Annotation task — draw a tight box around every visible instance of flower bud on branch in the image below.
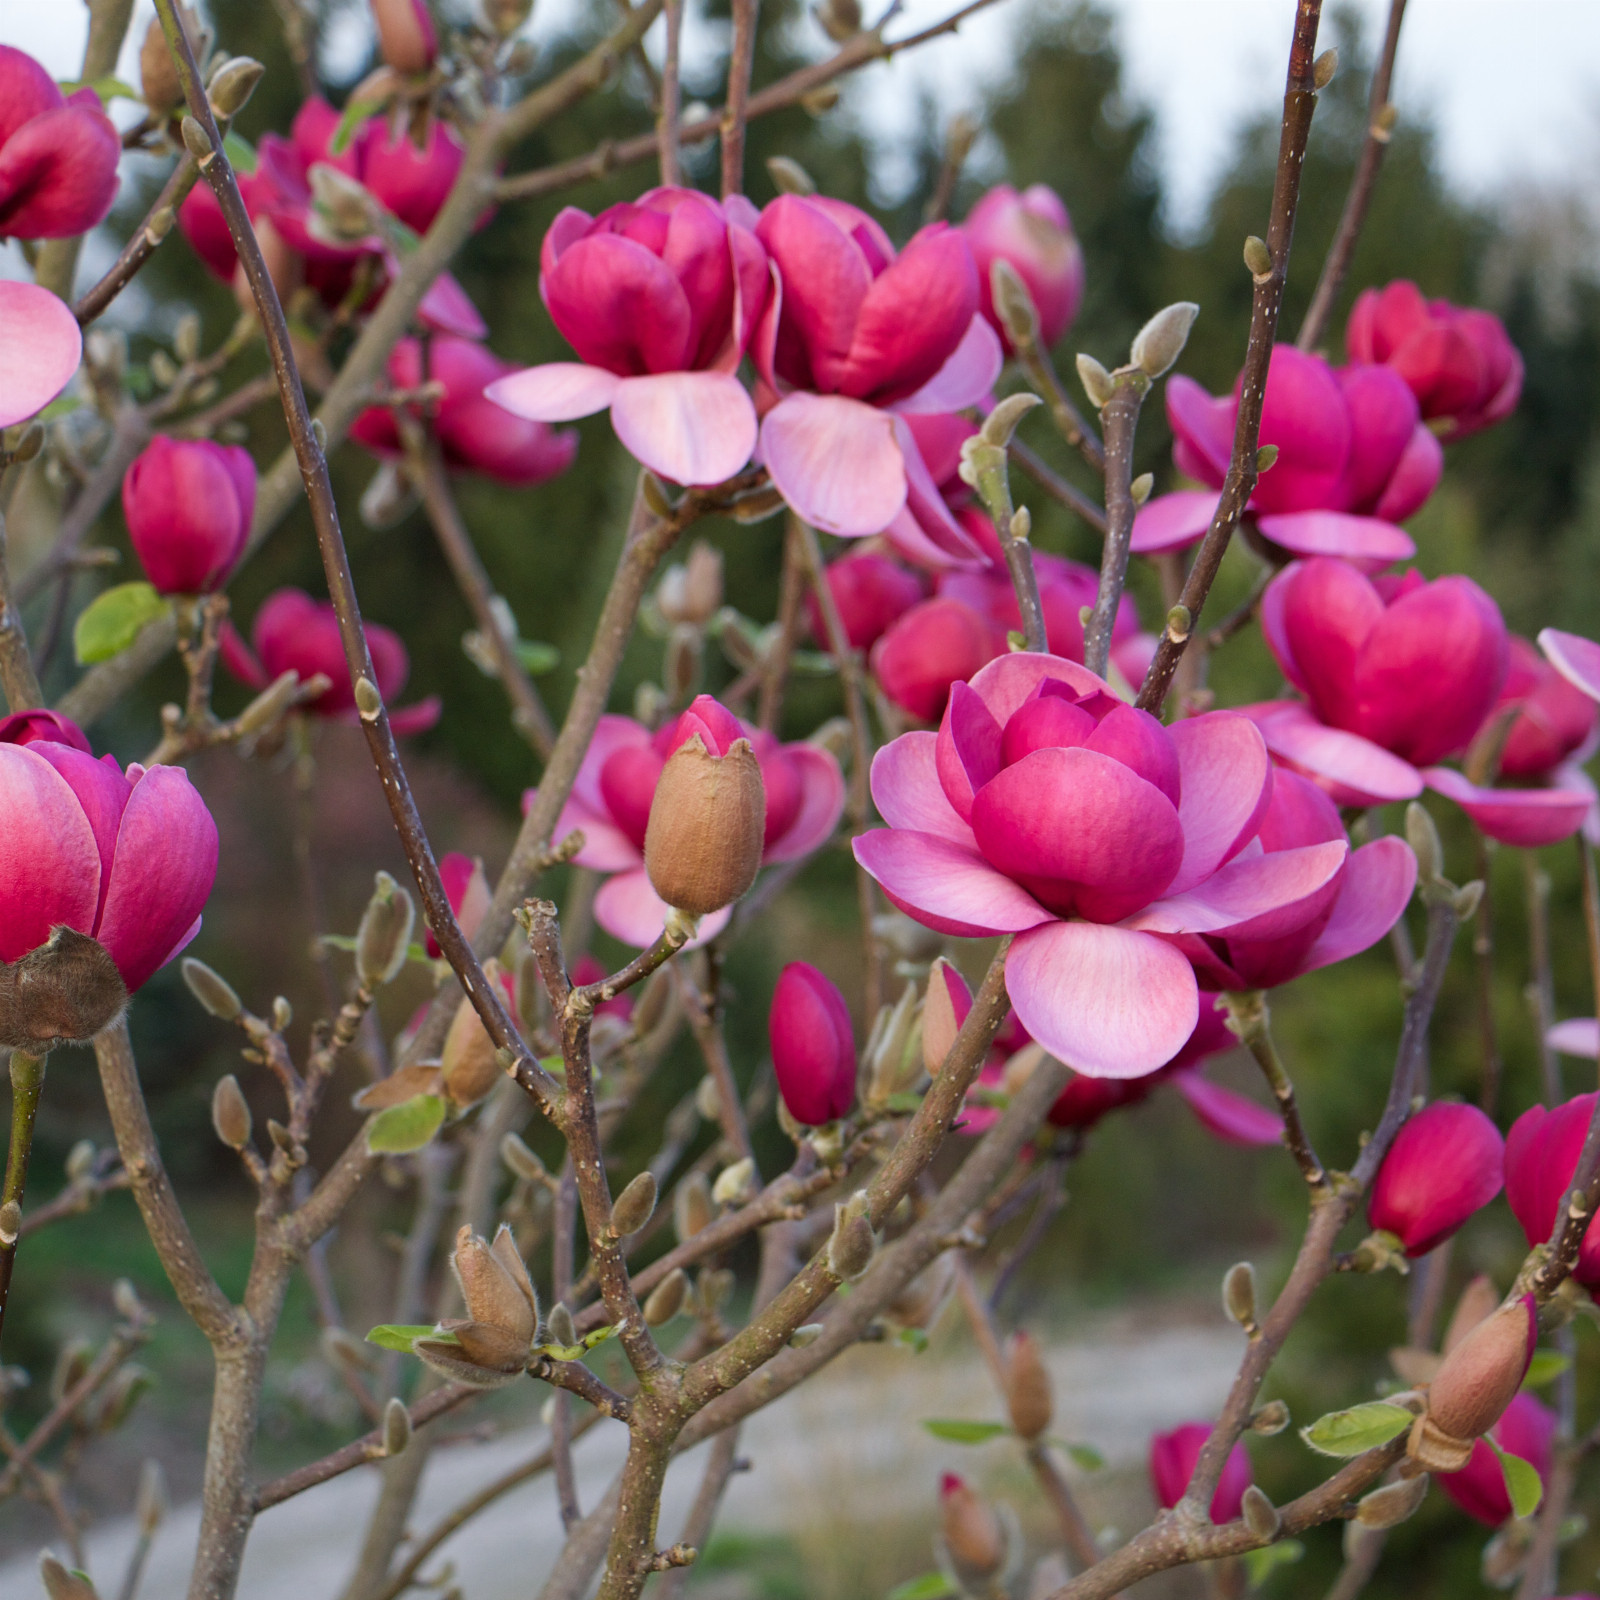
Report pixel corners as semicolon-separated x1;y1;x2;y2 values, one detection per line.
1407;1295;1535;1472
211;1075;252;1151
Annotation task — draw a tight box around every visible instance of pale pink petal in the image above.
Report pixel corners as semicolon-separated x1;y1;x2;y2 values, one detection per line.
759;393;906;537
895;416;988;563
1164;712;1274;896
884;507;975;571
1302;836;1417;972
1110;630;1158;692
1539;628;1600;705
609;371;757;487
570;713;653;815
852;829;1051;935
1171;1072;1283;1146
1548;1018;1600;1058
1253;511;1415;574
1005;922;1199;1079
0;281;81;428
556;797;644;872
894;314;1004;415
418;271;488;339
1423;766;1592;848
1241;701;1423;808
966;650;1107;727
593;867;730;950
0;745;102;962
1129;839;1347;938
485;363;621;423
869;733;976;846
1130;490;1220;555
764;744;846;862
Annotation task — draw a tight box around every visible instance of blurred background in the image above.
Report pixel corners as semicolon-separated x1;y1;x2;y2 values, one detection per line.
3;1;1600;1595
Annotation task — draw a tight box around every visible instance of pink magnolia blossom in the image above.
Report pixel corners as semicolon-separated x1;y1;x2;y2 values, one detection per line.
1368;1102;1505;1256
1245;559;1509;807
220;587;441;734
1132;345;1439;571
807;549;925;652
874;413;993;570
537;695;845;948
1149;1422;1251;1523
752;196;1002;536
962;183;1084;351
1494;636;1599;779
1348;280;1523;439
423;851;490;959
371;0;438;76
1437;1392;1556;1525
871;596;1007;723
854;651;1353;1077
123;437;257;595
1506;1091;1600;1289
351;336;577;486
0;280;82;429
0;710;91;753
769;961;856;1125
486;189;770;487
0;47;120;240
0;739;218;992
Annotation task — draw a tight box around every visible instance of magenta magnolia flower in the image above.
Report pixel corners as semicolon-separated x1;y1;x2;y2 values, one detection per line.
1437;1392;1555;1525
0;710;91;753
486;188;770;488
962;183;1084;351
769;961;857;1125
1506;1091;1600;1290
1149;1422;1251;1523
220;587;441;734
1368;1102;1505;1257
1245;559;1509;807
872;413;992;570
0;280;82;430
123;437;257;596
808;550;924;652
0;47;120;240
1495;636;1599;779
0;739;218;993
541;695;845;948
854;652;1352;1077
351;336;577;486
1348;280;1523;439
753;196;1002;537
1132;345;1439;571
424;851;489;959
871;596;1006;723
371;0;438;75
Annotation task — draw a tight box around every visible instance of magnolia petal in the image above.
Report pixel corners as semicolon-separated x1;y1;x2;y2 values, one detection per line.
1130;490;1220;555
852;828;1051;936
764;743;846;862
1548;1018;1600;1058
895;313;1004;414
1424;766;1592;848
1171;1072;1284;1147
1302;836;1418;973
1005;922;1198;1079
1241;700;1423;808
593;867;729;950
868;733;976;846
418;271;488;339
0;745;103;963
553;798;644;872
1129;839;1348;939
1254;511;1415;574
965;650;1107;728
1539;628;1600;705
935;681;1003;823
609;371;757;487
0;281;81;428
1164;712;1274;895
485;363;621;423
759;393;906;537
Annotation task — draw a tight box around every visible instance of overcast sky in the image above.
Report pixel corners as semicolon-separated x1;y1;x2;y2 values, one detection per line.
7;0;1598;234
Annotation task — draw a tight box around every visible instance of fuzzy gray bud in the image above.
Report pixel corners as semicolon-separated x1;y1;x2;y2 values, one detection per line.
1355;1474;1428;1529
65;1140;95;1182
981;392;1043;450
788;1323;824;1348
181;115;214;165
1241;1484;1280;1540
1130;302;1199;379
1076;353;1115;410
1243;235;1273;283
207;56;265;118
183;958;241;1021
644;1268;690;1326
990;259;1038;347
382;1396;412;1457
1405;802;1444;885
0;1202;22;1247
546;1302;577;1348
1249;1399;1290;1435
611;1171;658;1237
1313;47;1338;89
1453;880;1485;919
39;1555;97;1600
827;1191;876;1282
766;155;816;195
501;1132;548;1184
712;1157;756;1207
356;872;415;988
675;1171;714;1242
1223;1262;1257;1330
211;1075;252;1151
813;0;862;43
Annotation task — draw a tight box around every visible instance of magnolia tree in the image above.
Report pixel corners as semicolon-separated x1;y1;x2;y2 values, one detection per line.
2;0;1599;1598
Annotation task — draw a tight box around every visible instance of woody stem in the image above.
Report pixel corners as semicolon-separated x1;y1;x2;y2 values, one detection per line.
0;1050;46;1350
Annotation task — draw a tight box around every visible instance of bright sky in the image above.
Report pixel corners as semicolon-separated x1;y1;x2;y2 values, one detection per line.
6;0;1598;234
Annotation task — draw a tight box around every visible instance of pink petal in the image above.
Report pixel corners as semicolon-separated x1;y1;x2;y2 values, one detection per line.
1130;490;1220;555
1302;836;1418;972
894;313;1004;415
965;650;1106;728
1548;1019;1600;1058
759;393;906;537
1540;628;1600;705
388;698;442;736
1165;374;1232;484
1253;511;1415;574
852;828;1051;936
1165;712;1274;895
571;714;654;817
895;416;988;563
1129;839;1347;938
0;281;81;428
884;506;977;571
869;732;976;846
486;363;621;423
935;681;1004;823
1372;422;1443;522
609;371;757;487
417;272;488;339
764;744;846;862
0;744;103;962
25;746;132;924
1423;766;1592;848
0;102;120;239
1172;1072;1283;1146
1241;701;1423;808
542;233;693;374
1005;922;1199;1079
593;867;729;950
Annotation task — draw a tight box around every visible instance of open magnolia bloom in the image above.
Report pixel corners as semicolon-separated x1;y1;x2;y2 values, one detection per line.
0;46;120;241
0;280;82;429
853;652;1357;1078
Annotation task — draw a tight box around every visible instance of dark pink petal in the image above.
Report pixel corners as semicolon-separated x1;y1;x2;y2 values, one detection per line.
1257;766;1343;850
656;190;737;368
935;681;1003;823
1164;712;1273;896
1539;628;1600;704
722;216;771;368
1006;922;1198;1079
755;195;872;392
0;47;64;149
1333;362;1419;514
1131;490;1219;554
594;866;728;949
0;281;80;428
1373;423;1443;523
1548;1019;1600;1057
609;372;757;486
1253;511;1414;574
0;744;103;961
542;234;693;375
1251;346;1351;515
965;650;1105;728
1258;566;1306;693
25;746;132;926
1368;1101;1504;1256
1423;766;1591;848
894;314;1003;415
1279;557;1385;731
1086;704;1181;807
0;102;120;239
852;828;1051;935
1165;375;1232;485
763;744;846;862
1130;839;1346;939
760;393;906;537
1171;1072;1283;1147
1243;701;1423;808
360;121;465;235
869;732;976;846
417;272;488;339
1300;836;1417;973
486;363;621;422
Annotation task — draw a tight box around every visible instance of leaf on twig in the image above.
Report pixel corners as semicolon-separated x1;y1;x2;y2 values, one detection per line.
364;1093;447;1154
73;582;170;665
920;1419;1009;1444
1299;1401;1413;1458
1241;1539;1303;1586
1522;1349;1570;1389
885;1575;956;1600
223;131;257;175
330;96;387;155
1486;1439;1543;1519
365;1323;451;1353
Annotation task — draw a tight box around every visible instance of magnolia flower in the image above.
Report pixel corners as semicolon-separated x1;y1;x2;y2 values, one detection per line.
753;196;1002;536
0;710;91;753
1437;1392;1555;1525
1368;1102;1505;1257
769;961;857;1125
1348;280;1523;439
808;549;925;652
0;280;81;430
854;651;1352;1077
0;47;120;240
487;188;770;487
123;437;257;596
371;0;438;76
536;696;844;947
351;336;578;486
1132;345;1438;571
221;587;441;734
1505;1091;1600;1289
1149;1422;1252;1523
961;183;1084;351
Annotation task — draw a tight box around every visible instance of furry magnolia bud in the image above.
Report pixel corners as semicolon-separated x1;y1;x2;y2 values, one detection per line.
1355;1473;1428;1529
1076;353;1115;410
1249;1399;1290;1435
356;873;415;988
712;1157;756;1207
644;1268;690;1325
938;1474;1007;1585
1223;1262;1258;1330
1443;1274;1500;1353
183;958;241;1021
1243;234;1273;283
827;1191;876;1281
643;736;765;917
211;1075;252;1151
611;1171;658;1237
0;928;128;1051
454;1224;538;1345
1003;1330;1053;1440
38;1554;97;1600
1241;1484;1280;1540
1408;1295;1536;1472
136;1459;167;1535
547;1302;577;1347
140;7;202;115
441;971;504;1109
990;259;1038;347
382;1395;412;1456
657;541;724;625
501;1132;548;1184
675;1172;714;1242
207;56;265;119
1130;302;1199;379
1404;801;1444;886
766;155;817;196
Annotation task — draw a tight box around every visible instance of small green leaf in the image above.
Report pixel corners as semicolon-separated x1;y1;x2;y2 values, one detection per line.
881;1092;924;1113
1241;1539;1303;1587
364;1323;440;1352
330;96;387;155
921;1419;1009;1445
37;394;82;422
73;582;170;664
515;640;560;675
1064;1442;1105;1471
1487;1440;1543;1519
61;75;141;102
365;1093;447;1154
896;1327;930;1354
886;1575;956;1600
1299;1401;1413;1458
1523;1349;1571;1389
582;1322;621;1351
790;649;840;677
223;130;257;175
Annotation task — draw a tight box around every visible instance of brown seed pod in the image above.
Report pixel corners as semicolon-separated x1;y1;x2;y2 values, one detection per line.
1409;1295;1535;1472
643;736;765;917
0;927;128;1051
140;6;202;116
441;966;505;1108
1003;1330;1053;1441
938;1474;1007;1585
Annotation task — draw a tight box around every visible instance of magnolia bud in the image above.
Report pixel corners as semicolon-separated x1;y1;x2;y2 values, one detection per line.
113;1279;143;1322
1003;1330;1053;1440
813;0;862;43
136;1459;167;1535
1313;47;1338;89
547;1302;577;1347
453;1224;538;1347
501;1132;548;1184
212;1075;252;1151
65;1140;95;1182
183;958;241;1021
356;872;415;988
712;1157;756;1207
372;0;439;75
771;962;857;1126
207;56;265;119
140;7;201;115
789;1322;824;1348
1408;1295;1535;1471
1443;1274;1500;1354
699;1266;734;1313
309;164;379;246
51;1340;93;1402
1404;802;1443;886
1241;1484;1280;1540
480;0;535;36
1130;472;1153;506
1355;1474;1428;1529
980;392;1043;450
865;981;922;1104
382;1395;412;1456
657;541;724;625
1453;880;1485;919
644;1268;689;1325
1129;302;1199;379
1249;1399;1290;1435
1243;235;1273;283
1368;1102;1504;1257
766;156;817;196
827;1191;876;1282
1223;1262;1257;1330
0;927;128;1051
1076;353;1115;410
675;1172;714;1242
938;1474;1007;1585
611;1171;658;1237
39;1554;97;1600
442;978;502;1109
181;115;213;164
1256;443;1279;473
644;731;765;918
990;259;1039;348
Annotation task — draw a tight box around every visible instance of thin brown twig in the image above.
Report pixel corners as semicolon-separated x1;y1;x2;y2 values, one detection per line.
1084;375;1146;677
1009;438;1108;534
75;155;201;325
658;0;684;185
722;0;760;197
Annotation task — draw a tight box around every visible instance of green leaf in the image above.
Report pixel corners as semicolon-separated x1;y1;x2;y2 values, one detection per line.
223;130;257;175
61;75;141;102
365;1094;447;1155
515;640;560;675
73;582;170;664
1064;1442;1105;1472
37;394;82;422
1523;1349;1571;1389
921;1419;1009;1445
583;1322;621;1351
364;1323;440;1352
1241;1540;1303;1587
896;1327;930;1354
321;935;433;965
881;1092;924;1113
1299;1401;1414;1458
330;96;386;155
886;1575;956;1600
1487;1440;1543;1519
